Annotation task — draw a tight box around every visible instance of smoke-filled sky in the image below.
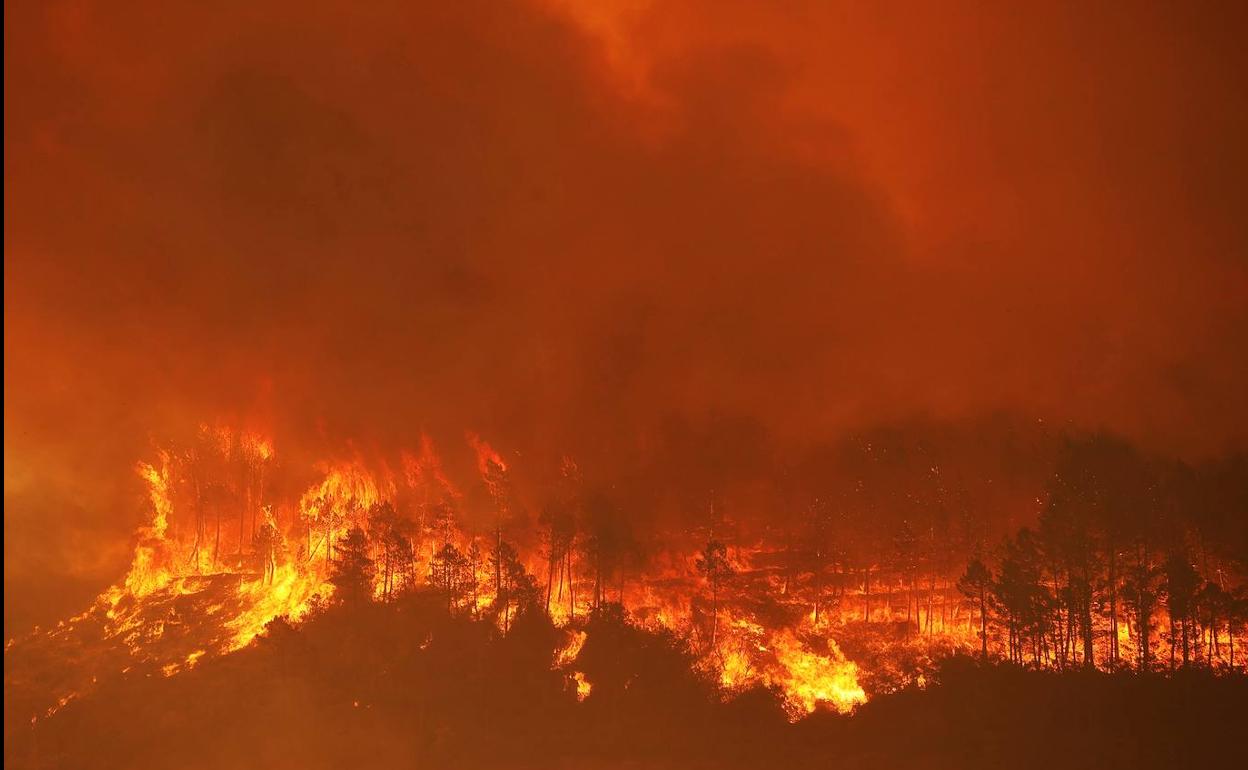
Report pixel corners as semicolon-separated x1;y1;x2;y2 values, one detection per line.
5;0;1247;634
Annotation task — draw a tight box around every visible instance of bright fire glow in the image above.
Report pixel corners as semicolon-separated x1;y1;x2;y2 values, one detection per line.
10;423;1236;728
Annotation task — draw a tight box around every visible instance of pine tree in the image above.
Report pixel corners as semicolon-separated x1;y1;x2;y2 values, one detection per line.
429;542;473;614
370;502;414;600
330;526;375;605
992;529;1049;665
490;539;537;632
1164;551;1200;667
957;555;992;660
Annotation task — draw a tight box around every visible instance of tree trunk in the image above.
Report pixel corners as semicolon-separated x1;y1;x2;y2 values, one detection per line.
926;572;935;636
241;481;250;560
1108;547;1119;666
710;582;718;650
979;588;987;661
813;549;822;624
863;566;871;623
213;502;222;568
1169;614;1176;669
546;552;555;611
494;525;503;601
567;548;575;621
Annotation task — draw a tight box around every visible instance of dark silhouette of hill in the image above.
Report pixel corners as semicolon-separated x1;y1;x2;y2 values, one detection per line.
7;594;1245;770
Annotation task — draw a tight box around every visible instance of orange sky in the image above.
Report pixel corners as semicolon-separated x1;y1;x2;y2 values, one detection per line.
5;0;1247;633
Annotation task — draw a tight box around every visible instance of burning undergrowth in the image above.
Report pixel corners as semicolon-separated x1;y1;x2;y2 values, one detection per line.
6;421;1245;749
4;424;883;737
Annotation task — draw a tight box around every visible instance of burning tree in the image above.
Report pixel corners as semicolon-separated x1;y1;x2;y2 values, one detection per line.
253;507;285;585
540;498;577;615
697;537;734;650
470;434;516;608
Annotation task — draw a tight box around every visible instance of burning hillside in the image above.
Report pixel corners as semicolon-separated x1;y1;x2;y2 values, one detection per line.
7;3;1248;766
6;425;873;727
7;422;1245;744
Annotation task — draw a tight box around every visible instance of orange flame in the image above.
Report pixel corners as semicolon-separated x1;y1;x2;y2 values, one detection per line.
466;432;507;474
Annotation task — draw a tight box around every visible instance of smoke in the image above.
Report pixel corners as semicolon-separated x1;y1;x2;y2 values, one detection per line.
5;0;1247;633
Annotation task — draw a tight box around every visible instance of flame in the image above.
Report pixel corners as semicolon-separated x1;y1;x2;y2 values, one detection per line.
241;431;274;461
554;629;591;701
572;671;592;701
555;629;587;667
298;460;394;562
712;612;865;717
299;461;391;526
466;432;507;474
135;455;173;541
125;455;175;598
228;563;331;651
15;419;1236;733
768;629;866;715
402;434;460;500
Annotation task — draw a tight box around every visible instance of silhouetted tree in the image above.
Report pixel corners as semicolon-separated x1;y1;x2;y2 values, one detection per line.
370;502;414;600
582;491;638;610
992;529;1049;665
1122;552;1162;671
1164;551;1200;667
479;453;515;605
491;539;538;632
429;542;474;614
1040;446;1104;667
1226;586;1248;668
1196;581;1229;665
330;526;375;605
892;518;921;632
467;538;484;612
957;555;992;660
540;498;576;613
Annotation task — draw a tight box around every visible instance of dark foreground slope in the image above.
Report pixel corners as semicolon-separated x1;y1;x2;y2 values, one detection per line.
6;596;1246;770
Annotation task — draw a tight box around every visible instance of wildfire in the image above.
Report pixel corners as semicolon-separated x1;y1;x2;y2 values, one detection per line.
768;629;866;714
467;432;508;474
403;434;461;501
572;671;592;701
714;613;865;717
135;455;173;540
554;630;593;701
228;562;330;651
10;421;1241;734
555;629;588;667
299;459;394;559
